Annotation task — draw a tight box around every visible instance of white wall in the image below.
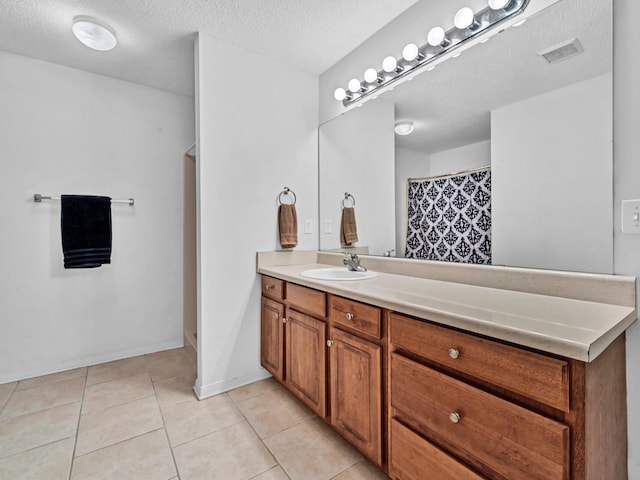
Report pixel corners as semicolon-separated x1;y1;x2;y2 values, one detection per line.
0;50;194;384
195;33;319;398
492;74;613;273
395;147;430;257
319;100;395;256
614;0;640;475
430;140;491;176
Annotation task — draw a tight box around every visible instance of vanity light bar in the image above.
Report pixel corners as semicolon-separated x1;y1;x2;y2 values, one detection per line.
334;0;530;107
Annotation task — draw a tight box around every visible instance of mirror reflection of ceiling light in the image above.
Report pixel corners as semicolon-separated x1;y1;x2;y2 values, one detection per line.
333;0;530;106
72;17;117;51
395;121;414;136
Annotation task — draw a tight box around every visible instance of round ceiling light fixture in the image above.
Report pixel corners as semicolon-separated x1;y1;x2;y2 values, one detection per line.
72;17;117;51
394;121;414;136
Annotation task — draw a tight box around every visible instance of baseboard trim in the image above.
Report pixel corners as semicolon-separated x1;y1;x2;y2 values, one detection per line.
193;368;272;400
0;339;184;385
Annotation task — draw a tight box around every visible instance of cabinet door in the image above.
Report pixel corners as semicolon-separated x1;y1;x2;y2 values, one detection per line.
328;327;382;466
285;309;326;417
261;297;284;382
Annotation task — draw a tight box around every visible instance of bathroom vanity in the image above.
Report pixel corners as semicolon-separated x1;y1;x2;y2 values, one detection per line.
257;251;636;480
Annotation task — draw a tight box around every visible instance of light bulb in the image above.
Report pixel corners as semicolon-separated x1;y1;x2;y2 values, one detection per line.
427;27;448;47
402;43;420;62
364;68;379;84
348;78;361;93
488;0;512;9
454;7;477;30
382;56;399;73
334;88;347;101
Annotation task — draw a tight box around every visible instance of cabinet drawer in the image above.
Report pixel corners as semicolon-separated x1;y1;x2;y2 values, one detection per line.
330;296;381;339
389;419;486;480
391;354;570;480
261;276;284;301
389;313;569;411
286;283;327;318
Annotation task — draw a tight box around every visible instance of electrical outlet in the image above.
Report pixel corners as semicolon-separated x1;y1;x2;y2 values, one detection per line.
622;199;640;234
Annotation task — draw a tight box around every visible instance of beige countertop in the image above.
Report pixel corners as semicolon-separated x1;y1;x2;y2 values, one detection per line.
258;262;637;362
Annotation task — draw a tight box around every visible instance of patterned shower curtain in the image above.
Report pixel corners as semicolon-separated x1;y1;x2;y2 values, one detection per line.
405;168;491;264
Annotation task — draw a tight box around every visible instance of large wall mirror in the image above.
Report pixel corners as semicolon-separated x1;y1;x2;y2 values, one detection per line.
319;0;613;274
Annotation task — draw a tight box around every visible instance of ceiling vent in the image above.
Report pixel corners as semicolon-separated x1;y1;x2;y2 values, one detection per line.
538;38;584;64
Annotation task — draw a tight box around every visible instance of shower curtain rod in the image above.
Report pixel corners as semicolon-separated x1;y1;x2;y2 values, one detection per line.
408;164;491;183
33;194;134;206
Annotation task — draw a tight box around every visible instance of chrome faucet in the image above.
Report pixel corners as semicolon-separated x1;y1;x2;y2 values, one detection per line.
343;253;367;272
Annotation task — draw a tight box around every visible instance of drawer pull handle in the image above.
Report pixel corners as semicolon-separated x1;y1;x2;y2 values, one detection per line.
345;313;354;321
265;285;274;290
449;412;461;424
282;317;287;324
275;312;280;319
327;340;334;347
448;348;460;359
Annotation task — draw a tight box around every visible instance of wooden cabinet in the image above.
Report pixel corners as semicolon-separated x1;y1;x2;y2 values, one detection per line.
285;309;326;417
391;353;569;480
260;296;284;382
260;278;328;417
389;419;485;480
328;326;382;465
388;312;628;480
260;276;628;480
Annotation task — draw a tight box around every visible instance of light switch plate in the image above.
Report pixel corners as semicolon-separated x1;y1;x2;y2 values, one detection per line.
622;199;640;234
324;219;332;234
304;219;313;234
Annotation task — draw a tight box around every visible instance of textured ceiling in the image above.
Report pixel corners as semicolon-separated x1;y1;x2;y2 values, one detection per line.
390;0;611;154
0;0;416;97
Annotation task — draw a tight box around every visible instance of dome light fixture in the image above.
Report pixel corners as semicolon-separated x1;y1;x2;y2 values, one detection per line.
72;16;117;51
394;121;414;136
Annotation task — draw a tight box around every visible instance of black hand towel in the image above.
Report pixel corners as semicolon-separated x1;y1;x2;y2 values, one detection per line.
61;195;112;268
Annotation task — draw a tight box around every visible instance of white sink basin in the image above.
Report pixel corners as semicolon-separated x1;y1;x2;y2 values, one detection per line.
299;268;377;281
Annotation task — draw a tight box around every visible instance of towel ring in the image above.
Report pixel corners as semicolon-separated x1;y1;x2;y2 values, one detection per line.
342;192;356;209
278;187;297;205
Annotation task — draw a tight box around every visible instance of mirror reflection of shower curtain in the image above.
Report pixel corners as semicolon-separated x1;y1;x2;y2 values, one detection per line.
405;167;491;264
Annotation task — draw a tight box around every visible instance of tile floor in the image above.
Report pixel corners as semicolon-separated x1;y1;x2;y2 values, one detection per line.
0;348;389;480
